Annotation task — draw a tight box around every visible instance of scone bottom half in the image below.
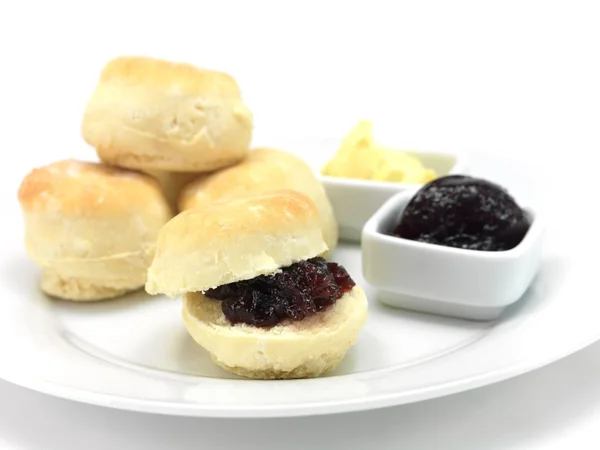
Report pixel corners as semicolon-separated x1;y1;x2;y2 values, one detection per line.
145;190;368;379
17;159;171;301
183;285;368;380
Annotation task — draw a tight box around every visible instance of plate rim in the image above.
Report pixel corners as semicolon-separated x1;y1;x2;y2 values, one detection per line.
1;329;598;418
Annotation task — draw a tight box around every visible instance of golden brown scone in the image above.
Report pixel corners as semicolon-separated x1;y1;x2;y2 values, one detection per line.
182;286;368;379
146;190;367;380
143;170;200;213
146;190;328;298
81;56;253;172
18;159;171;301
179;148;338;254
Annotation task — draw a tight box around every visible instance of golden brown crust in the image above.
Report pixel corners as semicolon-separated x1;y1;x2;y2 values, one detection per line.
81;56;253;172
18;159;166;215
145;190;328;297
179;148;338;252
100;56;241;96
179;148;313;208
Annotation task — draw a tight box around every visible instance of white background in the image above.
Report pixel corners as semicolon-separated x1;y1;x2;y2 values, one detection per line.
1;0;599;448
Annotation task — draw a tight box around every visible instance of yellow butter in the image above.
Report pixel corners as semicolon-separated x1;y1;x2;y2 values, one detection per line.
321;121;437;183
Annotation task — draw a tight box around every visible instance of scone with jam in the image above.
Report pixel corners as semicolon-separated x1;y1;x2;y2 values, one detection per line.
146;190;368;379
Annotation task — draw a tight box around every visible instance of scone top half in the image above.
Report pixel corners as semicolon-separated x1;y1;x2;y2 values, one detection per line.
146;190;328;298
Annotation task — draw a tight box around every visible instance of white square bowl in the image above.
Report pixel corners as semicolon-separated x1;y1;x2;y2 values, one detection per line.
319;151;468;242
361;190;545;321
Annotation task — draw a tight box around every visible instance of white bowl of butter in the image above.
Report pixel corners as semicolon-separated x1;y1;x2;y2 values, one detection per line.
318;121;469;242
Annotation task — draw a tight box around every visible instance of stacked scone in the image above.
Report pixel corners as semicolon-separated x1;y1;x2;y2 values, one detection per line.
179;147;338;254
81;56;254;213
18;56;254;300
18;160;172;300
17;55;367;379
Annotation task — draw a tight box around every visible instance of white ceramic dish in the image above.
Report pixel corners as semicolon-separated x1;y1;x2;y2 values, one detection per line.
319;151;469;242
362;191;545;321
0;147;596;419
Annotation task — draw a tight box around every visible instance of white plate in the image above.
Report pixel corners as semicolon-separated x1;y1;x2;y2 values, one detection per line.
0;145;597;419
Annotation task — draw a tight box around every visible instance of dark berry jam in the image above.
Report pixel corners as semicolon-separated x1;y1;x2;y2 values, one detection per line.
392;175;530;251
205;257;355;328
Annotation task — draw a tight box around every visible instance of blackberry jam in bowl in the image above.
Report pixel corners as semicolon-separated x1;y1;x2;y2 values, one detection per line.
361;175;545;321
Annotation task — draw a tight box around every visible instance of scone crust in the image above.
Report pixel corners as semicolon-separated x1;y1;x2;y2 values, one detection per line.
179;148;338;253
99;56;242;96
145;190;328;297
18;159;171;301
182;286;369;379
81;56;253;172
40;264;145;301
18;159;166;215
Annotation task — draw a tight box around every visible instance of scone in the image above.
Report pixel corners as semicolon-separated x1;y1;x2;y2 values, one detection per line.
18;159;171;301
143;170;200;213
179;148;339;254
146;190;367;379
81;56;253;172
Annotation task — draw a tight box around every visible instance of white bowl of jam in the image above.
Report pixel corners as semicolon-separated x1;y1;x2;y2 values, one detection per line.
320;151;468;243
361;175;545;321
